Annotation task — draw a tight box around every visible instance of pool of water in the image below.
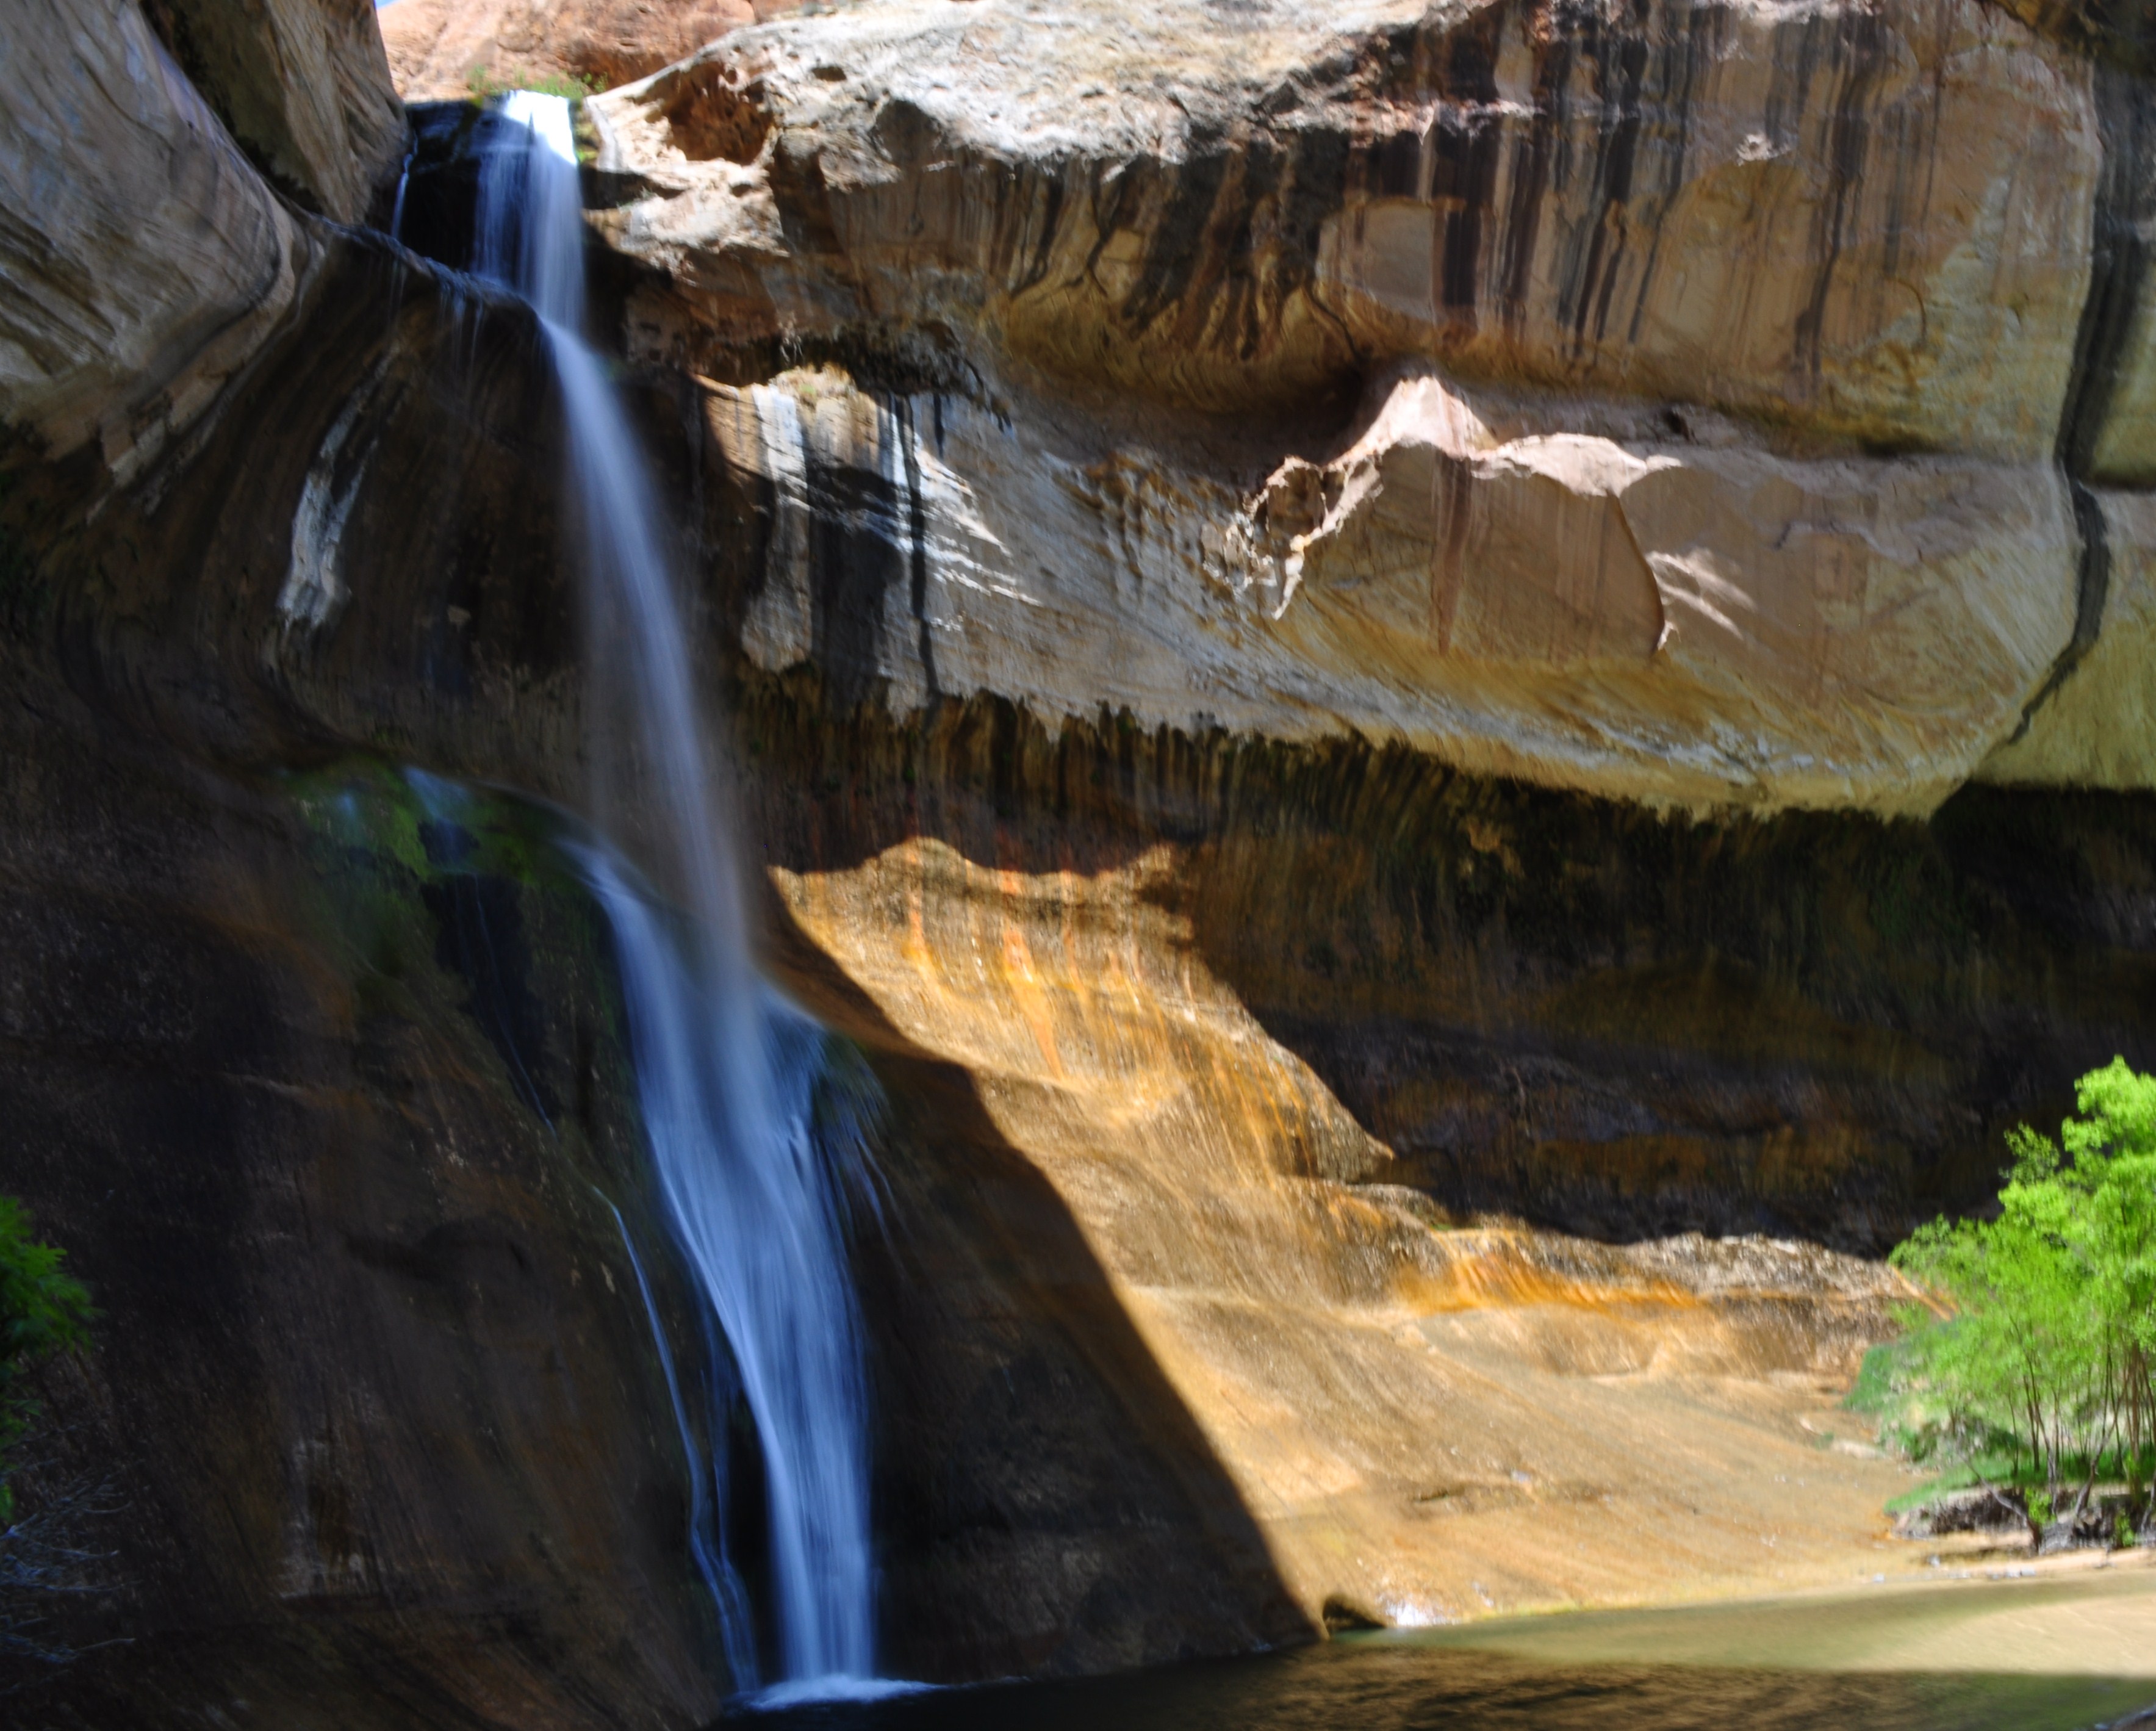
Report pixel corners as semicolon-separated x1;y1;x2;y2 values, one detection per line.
760;1568;2156;1730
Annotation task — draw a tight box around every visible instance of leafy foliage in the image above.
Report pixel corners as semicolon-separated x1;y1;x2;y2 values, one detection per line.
1883;1059;2156;1543
0;1200;92;1524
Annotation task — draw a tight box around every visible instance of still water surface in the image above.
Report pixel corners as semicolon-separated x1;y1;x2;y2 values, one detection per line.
761;1569;2156;1730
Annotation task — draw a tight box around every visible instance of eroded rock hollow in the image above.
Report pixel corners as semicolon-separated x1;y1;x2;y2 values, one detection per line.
6;0;2156;1721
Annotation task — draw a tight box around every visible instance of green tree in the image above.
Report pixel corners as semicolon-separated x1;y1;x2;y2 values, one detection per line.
1890;1059;2156;1546
0;1199;92;1525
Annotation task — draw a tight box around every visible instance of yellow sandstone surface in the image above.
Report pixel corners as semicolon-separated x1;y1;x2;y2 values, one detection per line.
777;835;1937;1627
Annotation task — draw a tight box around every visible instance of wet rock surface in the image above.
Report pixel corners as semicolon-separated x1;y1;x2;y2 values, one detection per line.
0;704;724;1727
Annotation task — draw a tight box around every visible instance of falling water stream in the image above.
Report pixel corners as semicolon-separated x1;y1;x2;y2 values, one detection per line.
471;92;891;1703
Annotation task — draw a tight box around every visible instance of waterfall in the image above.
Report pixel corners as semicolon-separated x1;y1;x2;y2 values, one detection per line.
472;92;891;1702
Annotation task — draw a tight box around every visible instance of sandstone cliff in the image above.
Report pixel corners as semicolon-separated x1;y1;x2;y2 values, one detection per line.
9;0;2156;1721
584;0;2156;812
0;6;730;1722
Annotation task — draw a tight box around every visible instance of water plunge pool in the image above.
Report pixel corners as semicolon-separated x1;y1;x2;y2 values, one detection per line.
758;1565;2156;1730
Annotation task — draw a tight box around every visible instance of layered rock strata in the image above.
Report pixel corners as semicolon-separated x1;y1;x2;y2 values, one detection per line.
730;674;2156;1654
606;0;2156;1652
1;0;321;490
597;0;2097;451
771;821;1927;1644
700;362;2083;812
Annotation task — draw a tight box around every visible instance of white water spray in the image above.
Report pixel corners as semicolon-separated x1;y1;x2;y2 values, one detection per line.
473;92;892;1700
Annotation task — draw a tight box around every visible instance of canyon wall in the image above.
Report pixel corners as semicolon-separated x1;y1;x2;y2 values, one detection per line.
9;0;2156;1722
0;7;722;1723
584;0;2156;1658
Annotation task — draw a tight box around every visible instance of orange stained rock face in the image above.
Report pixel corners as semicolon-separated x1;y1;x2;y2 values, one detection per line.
775;838;1931;1630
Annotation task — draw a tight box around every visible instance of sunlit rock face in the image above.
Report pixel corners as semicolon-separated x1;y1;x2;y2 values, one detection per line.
597;0;2097;451
1984;490;2156;786
702;362;2080;811
1260;373;2075;811
584;0;2156;814
771;824;1923;1643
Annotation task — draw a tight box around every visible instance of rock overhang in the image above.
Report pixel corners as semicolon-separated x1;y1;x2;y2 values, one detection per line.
565;0;2156;817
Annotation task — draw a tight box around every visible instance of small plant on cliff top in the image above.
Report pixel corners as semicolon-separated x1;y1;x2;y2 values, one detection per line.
1888;1059;2156;1547
0;1199;92;1524
467;63;598;102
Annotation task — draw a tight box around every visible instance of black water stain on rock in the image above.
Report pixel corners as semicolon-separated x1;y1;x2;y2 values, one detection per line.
2013;67;2156;740
807;441;905;712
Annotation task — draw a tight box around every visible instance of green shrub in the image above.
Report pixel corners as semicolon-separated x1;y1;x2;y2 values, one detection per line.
1888;1059;2156;1542
466;63;598;102
0;1200;92;1524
